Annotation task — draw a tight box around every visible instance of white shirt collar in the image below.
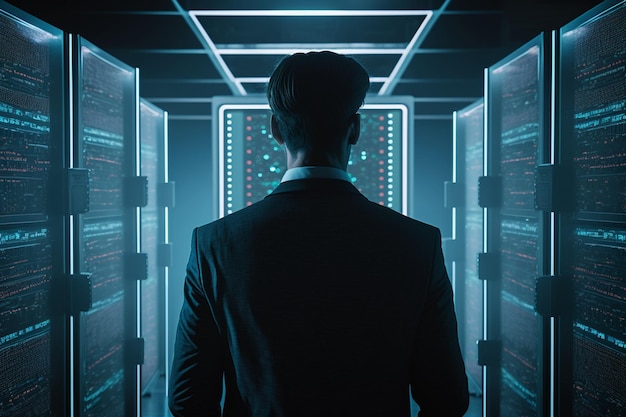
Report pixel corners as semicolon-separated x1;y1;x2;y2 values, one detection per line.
280;166;352;183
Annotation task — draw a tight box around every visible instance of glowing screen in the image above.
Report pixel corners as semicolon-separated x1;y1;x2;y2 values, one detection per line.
560;3;626;415
217;102;409;216
0;9;59;223
0;226;53;415
561;2;626;218
77;38;136;417
0;5;62;416
565;226;626;416
499;215;540;415
81;218;126;417
489;35;544;416
80;45;134;211
493;45;541;211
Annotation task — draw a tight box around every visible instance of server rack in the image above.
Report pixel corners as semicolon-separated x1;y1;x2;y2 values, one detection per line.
0;2;67;415
554;1;626;416
445;99;485;398
482;32;553;417
71;35;142;417
139;98;172;397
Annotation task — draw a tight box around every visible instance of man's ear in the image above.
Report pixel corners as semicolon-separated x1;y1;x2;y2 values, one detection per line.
348;113;360;145
271;115;284;146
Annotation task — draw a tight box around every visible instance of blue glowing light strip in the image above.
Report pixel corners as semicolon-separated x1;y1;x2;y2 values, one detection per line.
399;104;409;216
135;67;142;417
452;110;458;240
482;67;489;415
217;48;407;55
68;34;76;417
190;10;432;17
163;110;170;395
236;77;389;84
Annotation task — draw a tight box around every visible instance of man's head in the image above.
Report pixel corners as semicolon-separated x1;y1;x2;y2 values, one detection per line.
267;51;370;161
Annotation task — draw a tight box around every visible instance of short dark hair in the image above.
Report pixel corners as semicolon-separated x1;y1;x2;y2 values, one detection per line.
267;51;370;152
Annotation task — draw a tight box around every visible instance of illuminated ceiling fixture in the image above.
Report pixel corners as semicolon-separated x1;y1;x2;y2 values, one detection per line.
188;9;433;96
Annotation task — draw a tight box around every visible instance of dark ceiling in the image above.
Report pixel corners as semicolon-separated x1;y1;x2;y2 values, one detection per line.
7;0;604;121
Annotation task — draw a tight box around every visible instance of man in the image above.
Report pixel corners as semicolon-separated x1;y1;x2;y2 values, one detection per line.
169;51;469;417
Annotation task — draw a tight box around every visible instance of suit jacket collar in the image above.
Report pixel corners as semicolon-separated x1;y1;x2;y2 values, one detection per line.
267;178;364;198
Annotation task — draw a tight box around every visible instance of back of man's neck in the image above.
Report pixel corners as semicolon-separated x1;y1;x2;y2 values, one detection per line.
286;152;347;171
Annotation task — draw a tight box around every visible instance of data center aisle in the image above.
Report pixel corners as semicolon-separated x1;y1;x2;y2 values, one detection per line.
142;376;482;417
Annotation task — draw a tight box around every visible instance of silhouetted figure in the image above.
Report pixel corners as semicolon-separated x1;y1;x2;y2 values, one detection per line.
169;51;469;417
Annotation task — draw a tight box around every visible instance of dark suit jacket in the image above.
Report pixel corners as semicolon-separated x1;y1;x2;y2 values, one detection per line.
169;179;469;417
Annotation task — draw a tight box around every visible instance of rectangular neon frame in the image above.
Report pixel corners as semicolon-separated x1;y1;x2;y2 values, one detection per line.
216;101;410;218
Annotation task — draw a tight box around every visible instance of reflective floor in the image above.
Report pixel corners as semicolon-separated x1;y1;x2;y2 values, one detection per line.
141;374;168;417
143;375;482;417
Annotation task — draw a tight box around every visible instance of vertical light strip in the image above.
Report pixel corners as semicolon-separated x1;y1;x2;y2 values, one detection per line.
550;236;556;413
550;32;557;169
482;66;489;417
134;68;141;417
164;112;169;243
452;111;458;183
163;111;170;396
164;112;169;244
452;111;458;240
135;70;142;251
549;29;558;417
135;77;142;265
68;38;75;272
68;33;75;417
401;104;409;216
218;107;225;218
451;111;458;299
